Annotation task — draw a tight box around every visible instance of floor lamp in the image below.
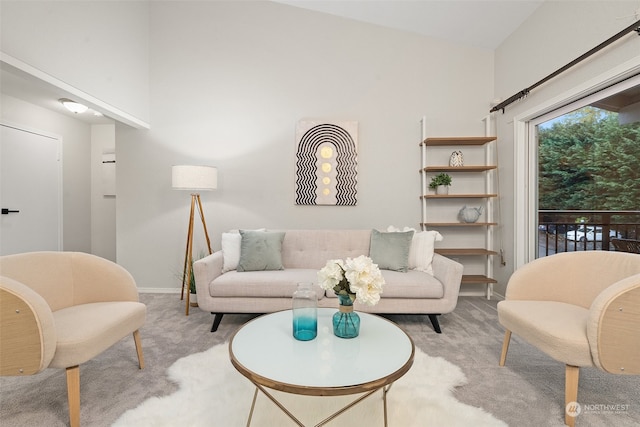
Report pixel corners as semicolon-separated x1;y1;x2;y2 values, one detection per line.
172;165;217;315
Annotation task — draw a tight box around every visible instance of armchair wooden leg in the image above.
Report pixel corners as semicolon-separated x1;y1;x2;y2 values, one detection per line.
565;365;580;427
133;330;145;369
66;366;80;427
499;330;511;366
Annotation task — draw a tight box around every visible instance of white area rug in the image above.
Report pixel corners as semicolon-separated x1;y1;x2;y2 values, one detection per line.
113;344;506;427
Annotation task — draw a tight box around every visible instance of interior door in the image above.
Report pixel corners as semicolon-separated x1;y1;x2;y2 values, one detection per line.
0;123;62;255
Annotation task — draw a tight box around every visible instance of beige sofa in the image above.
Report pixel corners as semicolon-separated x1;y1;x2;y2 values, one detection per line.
193;229;463;333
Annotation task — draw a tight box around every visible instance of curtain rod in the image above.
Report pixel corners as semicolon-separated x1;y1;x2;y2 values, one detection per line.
490;19;640;113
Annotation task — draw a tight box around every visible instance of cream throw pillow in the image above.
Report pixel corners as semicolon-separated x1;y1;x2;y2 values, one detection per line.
387;226;443;275
221;228;266;273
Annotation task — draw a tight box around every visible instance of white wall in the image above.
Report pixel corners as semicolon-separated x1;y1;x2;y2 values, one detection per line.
1;93;92;252
91;124;116;261
4;1;636;295
115;1;495;290
492;0;640;295
0;0;150;124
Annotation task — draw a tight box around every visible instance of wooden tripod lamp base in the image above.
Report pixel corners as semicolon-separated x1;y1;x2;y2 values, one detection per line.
181;193;212;315
172;165;217;316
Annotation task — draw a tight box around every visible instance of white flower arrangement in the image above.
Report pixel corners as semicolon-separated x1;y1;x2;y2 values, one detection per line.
317;255;385;306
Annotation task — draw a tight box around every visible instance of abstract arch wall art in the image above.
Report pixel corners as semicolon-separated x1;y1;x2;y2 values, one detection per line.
295;121;358;206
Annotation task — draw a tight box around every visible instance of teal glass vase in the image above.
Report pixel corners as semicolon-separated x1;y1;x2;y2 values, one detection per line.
333;294;360;338
292;283;317;341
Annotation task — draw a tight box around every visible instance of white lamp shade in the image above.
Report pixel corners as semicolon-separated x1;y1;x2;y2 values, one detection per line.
172;165;218;190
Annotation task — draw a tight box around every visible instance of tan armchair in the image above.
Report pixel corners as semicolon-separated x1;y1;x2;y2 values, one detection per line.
497;251;640;427
0;252;146;427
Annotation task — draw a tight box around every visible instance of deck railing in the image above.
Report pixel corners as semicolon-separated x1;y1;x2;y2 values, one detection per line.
538;210;640;257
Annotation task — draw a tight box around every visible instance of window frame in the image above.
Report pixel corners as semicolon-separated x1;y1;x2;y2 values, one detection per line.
513;59;640;269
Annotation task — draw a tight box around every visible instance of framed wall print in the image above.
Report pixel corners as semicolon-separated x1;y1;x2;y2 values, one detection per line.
295;121;358;206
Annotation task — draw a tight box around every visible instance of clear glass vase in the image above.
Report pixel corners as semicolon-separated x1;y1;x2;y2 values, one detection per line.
292;283;317;341
333;294;360;338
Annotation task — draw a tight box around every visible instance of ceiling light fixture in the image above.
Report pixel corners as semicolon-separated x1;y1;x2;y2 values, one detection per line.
59;98;88;114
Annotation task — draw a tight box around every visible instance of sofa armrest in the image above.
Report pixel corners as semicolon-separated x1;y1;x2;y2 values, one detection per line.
193;252;224;309
431;253;464;313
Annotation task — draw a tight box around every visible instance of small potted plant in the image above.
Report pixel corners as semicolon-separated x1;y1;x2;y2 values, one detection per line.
188;259;198;307
429;173;452;195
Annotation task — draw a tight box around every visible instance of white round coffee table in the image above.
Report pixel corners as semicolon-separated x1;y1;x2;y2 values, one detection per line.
229;308;414;426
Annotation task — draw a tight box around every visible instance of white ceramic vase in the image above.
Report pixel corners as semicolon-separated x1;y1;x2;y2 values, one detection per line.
436;185;449;195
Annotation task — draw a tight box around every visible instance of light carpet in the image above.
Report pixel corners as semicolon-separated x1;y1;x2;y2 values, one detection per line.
113;343;506;427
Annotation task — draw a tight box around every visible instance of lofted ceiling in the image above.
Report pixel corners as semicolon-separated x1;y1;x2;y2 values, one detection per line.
5;1;639;125
1;0;545;125
273;0;545;49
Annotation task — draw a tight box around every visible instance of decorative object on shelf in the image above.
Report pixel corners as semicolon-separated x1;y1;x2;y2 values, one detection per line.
292;282;318;341
429;173;452;195
420;132;499;300
317;255;385;338
295;120;358;206
436;185;449;195
458;205;484;223
449;150;464;167
172;165;217;315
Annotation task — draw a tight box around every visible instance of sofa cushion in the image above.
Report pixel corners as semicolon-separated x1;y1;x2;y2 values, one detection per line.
369;229;414;272
237;230;285;272
325;270;444;299
280;229;372;269
210;269;323;298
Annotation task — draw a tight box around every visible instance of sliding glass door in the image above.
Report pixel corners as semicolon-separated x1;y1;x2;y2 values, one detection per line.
531;79;640;258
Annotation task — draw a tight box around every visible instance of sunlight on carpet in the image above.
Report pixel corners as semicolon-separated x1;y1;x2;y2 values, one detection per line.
113;343;506;426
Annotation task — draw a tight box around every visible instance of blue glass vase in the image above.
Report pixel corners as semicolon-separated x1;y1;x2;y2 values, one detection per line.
292;283;317;341
333;294;360;338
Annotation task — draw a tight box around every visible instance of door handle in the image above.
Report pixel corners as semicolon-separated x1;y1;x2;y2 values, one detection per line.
1;208;19;214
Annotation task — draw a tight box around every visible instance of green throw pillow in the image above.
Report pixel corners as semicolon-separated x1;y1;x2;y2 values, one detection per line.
369;229;414;272
237;230;286;272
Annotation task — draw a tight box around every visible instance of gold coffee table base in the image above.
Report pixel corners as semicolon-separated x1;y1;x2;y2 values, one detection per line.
245;383;394;427
229;310;414;427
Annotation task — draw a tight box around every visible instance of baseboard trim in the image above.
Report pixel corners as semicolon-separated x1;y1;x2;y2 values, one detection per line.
138;287;181;294
136;288;508;300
